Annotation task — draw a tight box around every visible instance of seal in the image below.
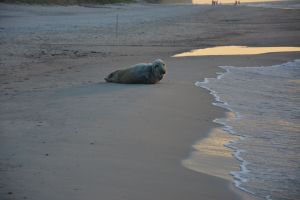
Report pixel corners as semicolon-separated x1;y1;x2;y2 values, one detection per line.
105;59;166;84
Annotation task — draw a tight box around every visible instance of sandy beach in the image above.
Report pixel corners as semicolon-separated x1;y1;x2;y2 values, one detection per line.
0;2;299;200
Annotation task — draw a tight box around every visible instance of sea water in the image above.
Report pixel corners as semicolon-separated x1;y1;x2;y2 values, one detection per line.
197;60;300;200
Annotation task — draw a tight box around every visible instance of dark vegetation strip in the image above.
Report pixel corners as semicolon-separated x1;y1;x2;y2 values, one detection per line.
0;0;147;4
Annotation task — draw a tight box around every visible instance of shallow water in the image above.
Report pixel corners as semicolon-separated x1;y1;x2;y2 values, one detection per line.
196;60;300;200
242;2;300;10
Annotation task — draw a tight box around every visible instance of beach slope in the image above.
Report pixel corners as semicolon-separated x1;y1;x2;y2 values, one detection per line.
0;3;299;200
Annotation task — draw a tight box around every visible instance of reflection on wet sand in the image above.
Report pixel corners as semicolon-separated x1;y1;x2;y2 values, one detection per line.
173;46;300;57
161;0;282;4
182;112;240;181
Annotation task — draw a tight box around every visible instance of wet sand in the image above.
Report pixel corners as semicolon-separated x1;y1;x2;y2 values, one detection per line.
0;3;299;200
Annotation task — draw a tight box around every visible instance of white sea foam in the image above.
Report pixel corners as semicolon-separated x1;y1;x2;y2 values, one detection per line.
196;71;254;196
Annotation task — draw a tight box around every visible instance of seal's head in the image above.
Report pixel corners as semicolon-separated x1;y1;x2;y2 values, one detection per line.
104;70;120;83
152;59;166;79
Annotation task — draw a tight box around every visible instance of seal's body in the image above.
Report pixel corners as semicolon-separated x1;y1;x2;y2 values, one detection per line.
105;59;166;84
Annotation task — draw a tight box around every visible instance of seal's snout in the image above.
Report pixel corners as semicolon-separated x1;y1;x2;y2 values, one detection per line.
104;72;113;82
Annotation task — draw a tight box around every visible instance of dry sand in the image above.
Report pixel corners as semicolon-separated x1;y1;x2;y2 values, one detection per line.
0;2;299;200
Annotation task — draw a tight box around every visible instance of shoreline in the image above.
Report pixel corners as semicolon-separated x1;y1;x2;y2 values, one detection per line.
174;53;299;200
179;55;299;200
1;2;300;200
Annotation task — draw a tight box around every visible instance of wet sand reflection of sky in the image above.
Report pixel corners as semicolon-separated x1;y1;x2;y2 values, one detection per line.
173;46;300;57
162;0;284;4
182;111;241;181
182;126;240;180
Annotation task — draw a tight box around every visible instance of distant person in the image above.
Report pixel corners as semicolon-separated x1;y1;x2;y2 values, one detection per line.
212;0;218;6
234;0;241;5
